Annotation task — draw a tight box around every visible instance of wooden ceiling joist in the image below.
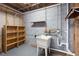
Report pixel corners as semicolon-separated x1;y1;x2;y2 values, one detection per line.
3;3;56;12
18;3;40;11
0;4;24;15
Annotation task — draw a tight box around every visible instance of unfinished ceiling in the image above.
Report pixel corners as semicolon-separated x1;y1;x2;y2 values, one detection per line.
3;3;56;12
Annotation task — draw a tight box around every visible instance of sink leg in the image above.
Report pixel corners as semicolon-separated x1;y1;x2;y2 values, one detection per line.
45;48;47;56
49;48;50;54
37;47;39;56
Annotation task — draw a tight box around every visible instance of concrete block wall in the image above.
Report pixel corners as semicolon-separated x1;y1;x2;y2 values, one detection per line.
24;3;70;52
24;8;46;44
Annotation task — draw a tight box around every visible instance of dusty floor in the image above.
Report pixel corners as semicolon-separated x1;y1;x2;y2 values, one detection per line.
0;42;70;56
0;43;37;56
39;49;71;56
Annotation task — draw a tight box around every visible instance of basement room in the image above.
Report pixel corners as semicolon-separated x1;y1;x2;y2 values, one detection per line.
0;3;78;56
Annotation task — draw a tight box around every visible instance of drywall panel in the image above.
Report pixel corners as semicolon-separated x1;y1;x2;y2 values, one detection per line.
7;13;24;26
7;13;14;25
14;16;20;26
0;11;6;52
19;16;24;26
0;11;5;25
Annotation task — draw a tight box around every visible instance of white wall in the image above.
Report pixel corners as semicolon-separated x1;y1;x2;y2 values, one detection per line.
0;11;5;52
46;5;58;29
24;8;46;44
24;4;69;51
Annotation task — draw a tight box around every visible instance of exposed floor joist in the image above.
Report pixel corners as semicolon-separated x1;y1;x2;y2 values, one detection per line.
3;3;57;12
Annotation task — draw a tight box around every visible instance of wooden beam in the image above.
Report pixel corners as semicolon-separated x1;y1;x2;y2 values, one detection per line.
0;4;24;14
18;3;40;10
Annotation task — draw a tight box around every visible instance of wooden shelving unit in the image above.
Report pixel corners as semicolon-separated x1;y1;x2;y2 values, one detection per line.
2;25;25;53
17;26;25;46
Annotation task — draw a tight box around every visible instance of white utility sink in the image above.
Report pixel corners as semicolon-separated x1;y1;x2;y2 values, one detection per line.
36;35;52;56
36;35;52;40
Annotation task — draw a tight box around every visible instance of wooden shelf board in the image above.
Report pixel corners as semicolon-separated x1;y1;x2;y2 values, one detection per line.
18;30;25;32
18;40;25;43
2;25;25;53
7;26;17;27
19;35;25;38
7;31;17;34
18;26;25;27
7;42;17;47
7;37;17;40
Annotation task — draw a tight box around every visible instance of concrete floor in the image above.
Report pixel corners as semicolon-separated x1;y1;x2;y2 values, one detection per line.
0;43;37;56
0;40;69;56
